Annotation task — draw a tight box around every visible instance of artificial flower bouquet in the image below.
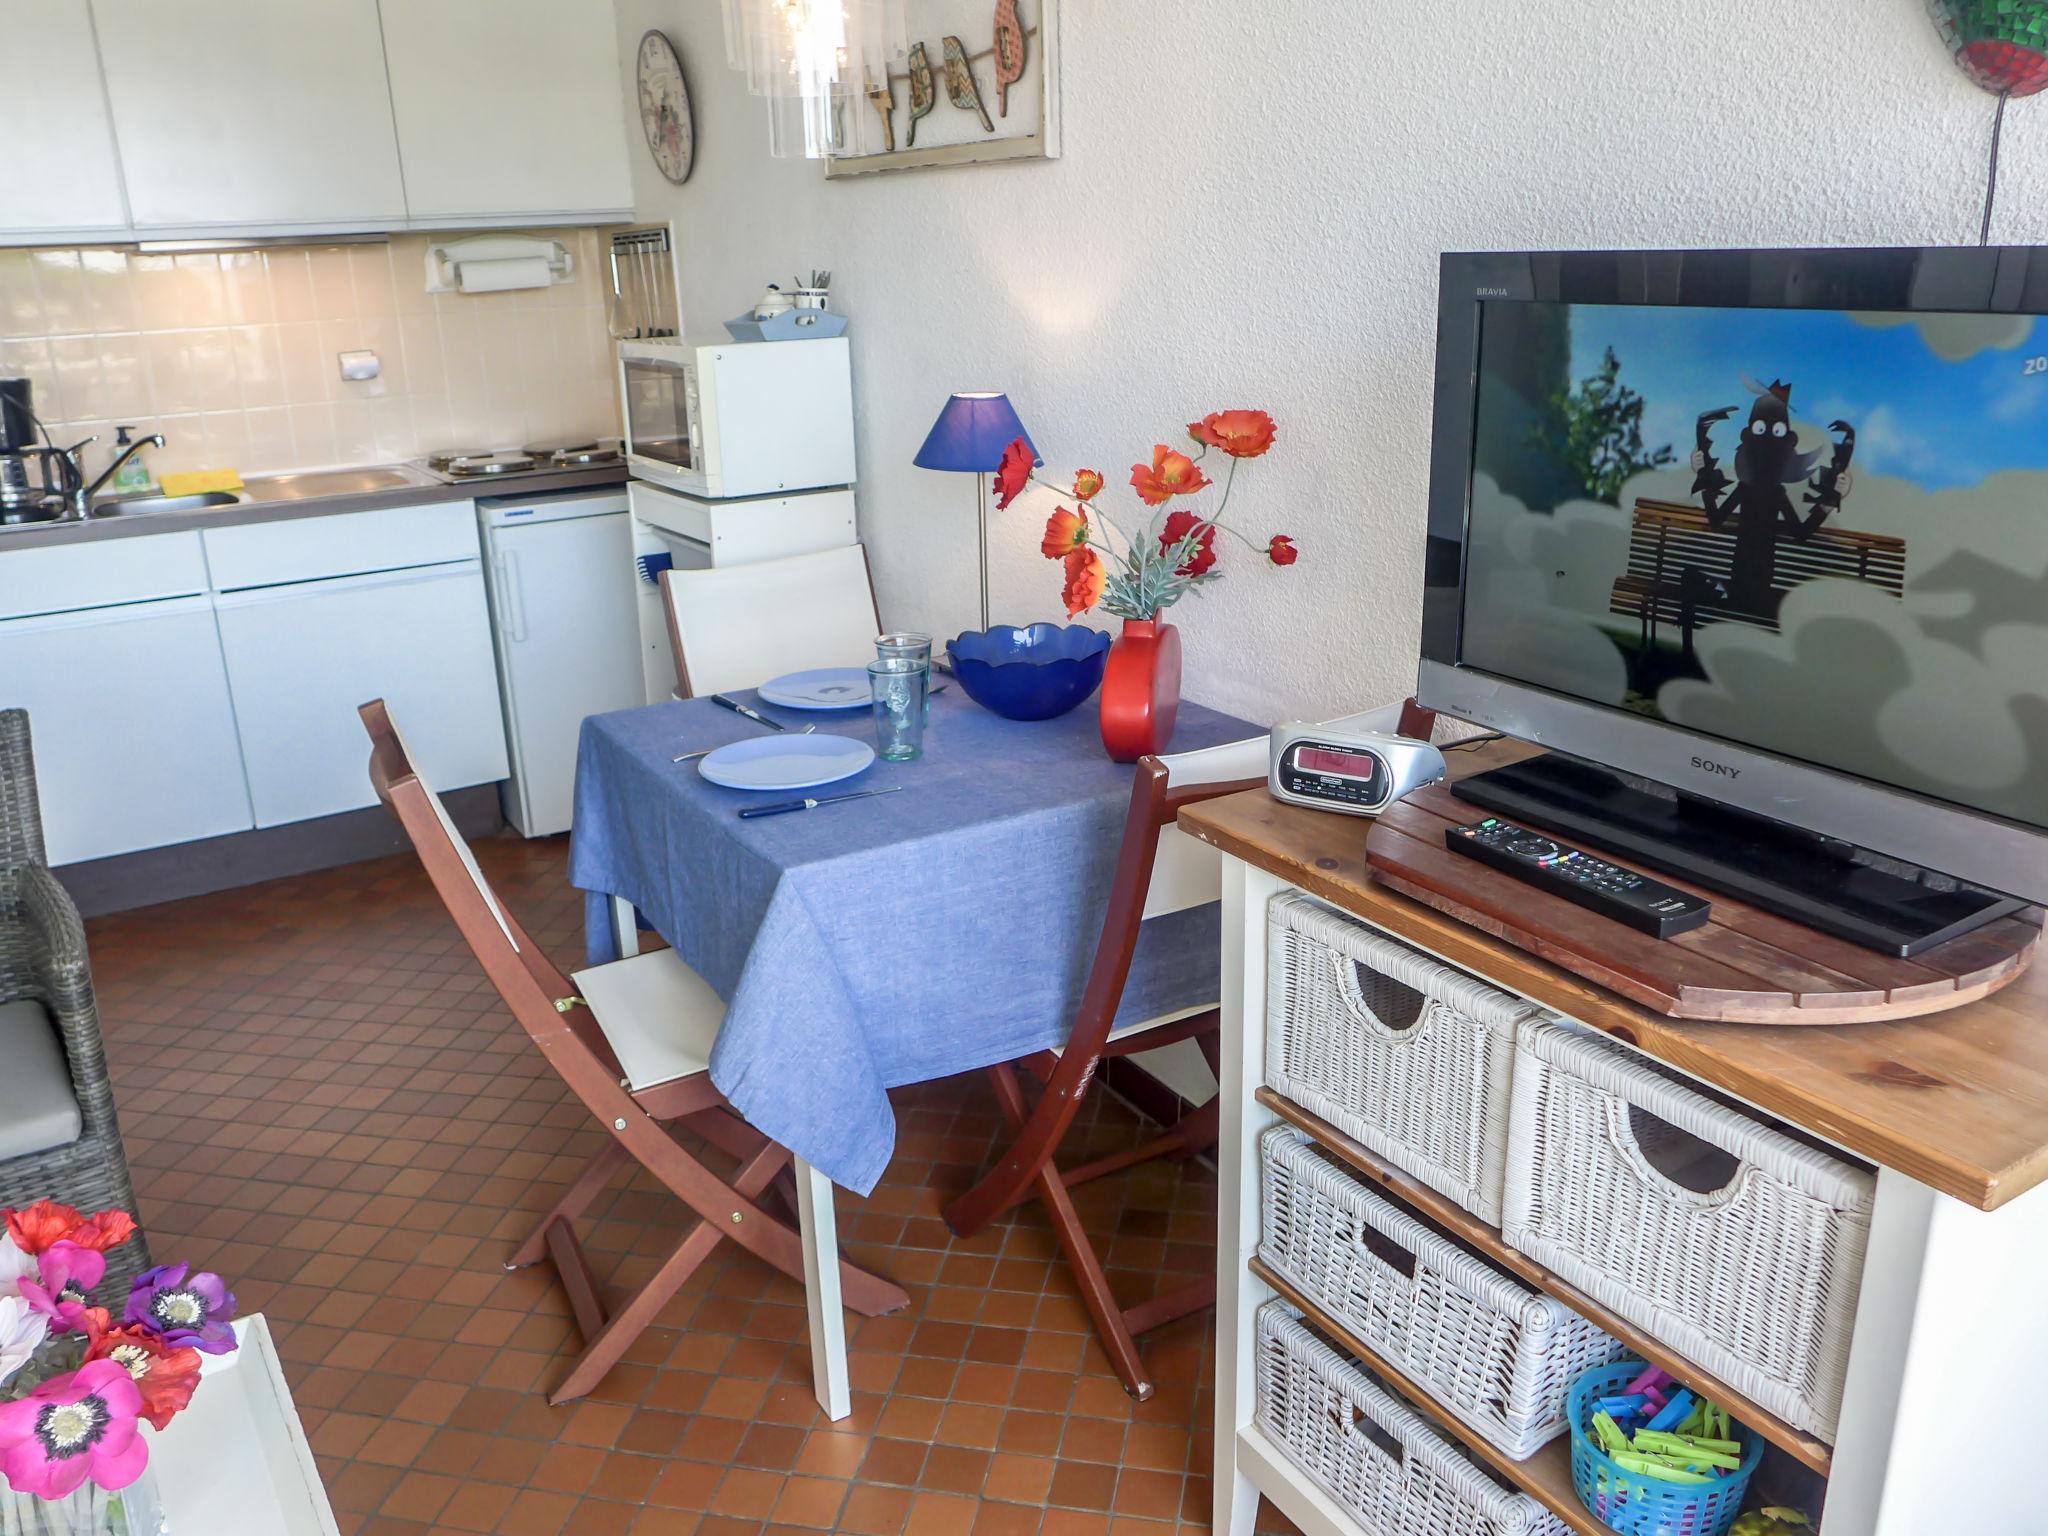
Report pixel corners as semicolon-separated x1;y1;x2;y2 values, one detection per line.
992;408;1299;620
0;1201;237;1534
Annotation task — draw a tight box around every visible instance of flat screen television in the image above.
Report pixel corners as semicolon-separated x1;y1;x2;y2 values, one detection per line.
1416;247;2048;952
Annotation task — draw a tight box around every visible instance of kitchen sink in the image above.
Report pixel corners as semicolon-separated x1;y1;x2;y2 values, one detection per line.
241;466;437;502
92;491;244;515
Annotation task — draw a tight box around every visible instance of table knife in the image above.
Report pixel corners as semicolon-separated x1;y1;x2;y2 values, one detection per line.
738;785;904;819
712;693;785;730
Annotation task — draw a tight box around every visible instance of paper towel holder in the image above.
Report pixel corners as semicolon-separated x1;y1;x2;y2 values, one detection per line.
424;235;574;294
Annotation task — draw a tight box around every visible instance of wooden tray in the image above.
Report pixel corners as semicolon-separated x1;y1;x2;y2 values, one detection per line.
1365;748;2039;1025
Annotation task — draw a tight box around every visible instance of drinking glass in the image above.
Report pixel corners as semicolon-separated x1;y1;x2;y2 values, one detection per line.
876;633;934;721
868;657;928;762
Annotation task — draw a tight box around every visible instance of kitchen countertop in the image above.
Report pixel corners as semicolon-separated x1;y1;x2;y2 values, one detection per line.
0;464;629;550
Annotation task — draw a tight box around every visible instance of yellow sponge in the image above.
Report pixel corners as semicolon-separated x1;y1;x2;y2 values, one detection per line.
159;468;245;497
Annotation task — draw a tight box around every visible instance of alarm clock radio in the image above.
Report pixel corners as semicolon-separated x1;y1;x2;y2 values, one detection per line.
1268;720;1447;816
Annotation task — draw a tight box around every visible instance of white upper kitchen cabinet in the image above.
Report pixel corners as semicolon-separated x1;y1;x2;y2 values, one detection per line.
379;0;634;226
0;1;130;242
91;0;407;236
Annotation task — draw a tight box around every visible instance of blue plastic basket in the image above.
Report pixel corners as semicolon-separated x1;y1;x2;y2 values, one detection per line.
1568;1360;1762;1536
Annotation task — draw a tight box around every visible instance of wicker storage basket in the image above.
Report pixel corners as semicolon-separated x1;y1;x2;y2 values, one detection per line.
1503;1019;1874;1442
1259;1125;1626;1459
1267;892;1535;1224
1255;1301;1569;1536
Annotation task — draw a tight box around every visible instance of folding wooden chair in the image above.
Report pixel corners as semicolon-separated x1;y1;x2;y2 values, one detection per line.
661;544;883;698
360;699;907;1406
944;736;1269;1399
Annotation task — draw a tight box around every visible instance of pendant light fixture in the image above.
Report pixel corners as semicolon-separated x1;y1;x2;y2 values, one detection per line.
720;0;909;158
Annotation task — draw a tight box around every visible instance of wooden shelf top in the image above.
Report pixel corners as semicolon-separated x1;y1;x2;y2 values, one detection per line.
1182;783;2048;1212
1256;1087;1833;1476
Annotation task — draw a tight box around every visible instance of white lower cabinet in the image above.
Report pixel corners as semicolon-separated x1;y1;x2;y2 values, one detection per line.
213;561;509;827
0;596;253;864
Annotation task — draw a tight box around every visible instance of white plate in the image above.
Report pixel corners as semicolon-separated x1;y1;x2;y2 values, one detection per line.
698;732;875;791
757;667;873;710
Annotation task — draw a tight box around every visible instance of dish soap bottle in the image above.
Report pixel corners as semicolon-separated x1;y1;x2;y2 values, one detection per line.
109;425;154;495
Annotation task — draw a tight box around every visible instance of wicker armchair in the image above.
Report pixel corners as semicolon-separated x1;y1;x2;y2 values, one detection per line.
0;709;150;1298
0;710;45;869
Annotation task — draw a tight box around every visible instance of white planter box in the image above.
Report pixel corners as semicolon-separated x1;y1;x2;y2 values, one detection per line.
152;1314;339;1536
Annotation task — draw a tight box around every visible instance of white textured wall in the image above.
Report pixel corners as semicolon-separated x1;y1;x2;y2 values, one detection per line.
615;0;2045;725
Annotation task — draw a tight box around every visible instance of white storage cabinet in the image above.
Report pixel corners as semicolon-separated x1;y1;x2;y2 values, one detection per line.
206;502;508;827
0;533;252;865
379;0;634;225
91;0;407;236
0;0;130;240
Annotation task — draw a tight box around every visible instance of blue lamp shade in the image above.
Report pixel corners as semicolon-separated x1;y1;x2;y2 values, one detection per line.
913;392;1041;473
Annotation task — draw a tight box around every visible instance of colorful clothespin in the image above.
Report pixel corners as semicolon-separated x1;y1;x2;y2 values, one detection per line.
1647;1389;1696;1433
1623;1365;1673;1397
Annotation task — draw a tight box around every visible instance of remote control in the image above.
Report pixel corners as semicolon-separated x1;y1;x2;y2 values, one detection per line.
1445;817;1712;939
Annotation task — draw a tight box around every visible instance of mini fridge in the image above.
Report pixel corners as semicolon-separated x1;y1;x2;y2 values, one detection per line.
478;490;644;837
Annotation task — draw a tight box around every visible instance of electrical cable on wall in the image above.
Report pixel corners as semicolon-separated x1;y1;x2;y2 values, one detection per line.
1979;89;2009;246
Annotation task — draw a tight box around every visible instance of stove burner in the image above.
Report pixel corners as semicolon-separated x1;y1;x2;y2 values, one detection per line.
545;445;624;468
429;451;539;478
423;440;623;479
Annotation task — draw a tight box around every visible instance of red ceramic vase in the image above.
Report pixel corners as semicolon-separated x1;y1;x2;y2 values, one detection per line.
1098;616;1182;762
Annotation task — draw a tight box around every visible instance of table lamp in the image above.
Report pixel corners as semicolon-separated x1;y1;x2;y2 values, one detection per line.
913;392;1040;632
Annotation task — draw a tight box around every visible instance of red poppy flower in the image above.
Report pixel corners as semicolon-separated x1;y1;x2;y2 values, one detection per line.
1061;548;1106;616
87;1325;202;1432
1129;446;1210;506
993;437;1035;510
1041;507;1089;559
1158;509;1218;577
5;1204;136;1257
1267;534;1299;566
63;1212;136;1254
1189;409;1277;459
1072;468;1104;501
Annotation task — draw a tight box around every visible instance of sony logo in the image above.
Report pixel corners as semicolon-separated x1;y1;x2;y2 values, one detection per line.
1690;755;1741;781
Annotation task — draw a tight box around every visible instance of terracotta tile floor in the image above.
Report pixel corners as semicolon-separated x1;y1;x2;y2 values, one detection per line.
84;835;1300;1536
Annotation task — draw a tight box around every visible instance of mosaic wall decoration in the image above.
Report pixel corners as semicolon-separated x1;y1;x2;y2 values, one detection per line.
1929;0;2048;96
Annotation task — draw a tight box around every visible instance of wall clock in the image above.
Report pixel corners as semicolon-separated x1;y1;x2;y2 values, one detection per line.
637;30;696;184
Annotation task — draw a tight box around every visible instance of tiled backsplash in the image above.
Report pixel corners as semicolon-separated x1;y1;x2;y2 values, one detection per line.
0;231;620;483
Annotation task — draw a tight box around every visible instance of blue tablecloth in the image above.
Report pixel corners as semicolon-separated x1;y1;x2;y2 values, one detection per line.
569;688;1259;1194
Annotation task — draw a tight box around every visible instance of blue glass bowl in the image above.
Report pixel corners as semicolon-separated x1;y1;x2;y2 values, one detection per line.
946;623;1113;721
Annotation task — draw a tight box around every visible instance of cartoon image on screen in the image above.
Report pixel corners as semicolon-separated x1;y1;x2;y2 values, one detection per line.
1688;378;1856;620
1463;302;2048;830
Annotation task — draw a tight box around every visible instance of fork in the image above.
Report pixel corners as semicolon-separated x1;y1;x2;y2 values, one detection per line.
674;724;816;764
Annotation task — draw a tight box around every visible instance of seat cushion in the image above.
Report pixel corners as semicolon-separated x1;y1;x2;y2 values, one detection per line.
0;999;83;1160
570;949;726;1092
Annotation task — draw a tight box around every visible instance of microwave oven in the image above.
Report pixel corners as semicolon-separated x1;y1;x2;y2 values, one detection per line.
618;336;857;499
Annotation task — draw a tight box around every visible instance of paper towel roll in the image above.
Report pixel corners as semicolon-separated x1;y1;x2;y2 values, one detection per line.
456;256;553;294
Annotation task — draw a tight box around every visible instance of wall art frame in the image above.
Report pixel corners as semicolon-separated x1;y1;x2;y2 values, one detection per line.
826;0;1060;178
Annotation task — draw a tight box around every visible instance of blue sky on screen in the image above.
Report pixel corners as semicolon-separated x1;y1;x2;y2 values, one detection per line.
1567;304;2048;492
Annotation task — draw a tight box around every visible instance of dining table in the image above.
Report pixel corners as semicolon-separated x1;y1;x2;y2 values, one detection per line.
569;681;1259;1418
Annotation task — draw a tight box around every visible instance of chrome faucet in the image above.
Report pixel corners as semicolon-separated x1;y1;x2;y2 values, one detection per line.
64;433;164;518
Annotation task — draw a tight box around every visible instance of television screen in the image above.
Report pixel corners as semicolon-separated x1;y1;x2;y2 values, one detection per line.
1462;300;2048;834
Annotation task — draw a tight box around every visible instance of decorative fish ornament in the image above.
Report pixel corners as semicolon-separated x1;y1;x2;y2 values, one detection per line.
993;0;1026;118
942;36;993;134
866;68;896;153
906;42;935;146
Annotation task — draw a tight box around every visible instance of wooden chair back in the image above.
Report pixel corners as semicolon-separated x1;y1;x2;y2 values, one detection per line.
1070;737;1268;1055
359;699;628;1091
1140;738;1271;919
661;545;884;698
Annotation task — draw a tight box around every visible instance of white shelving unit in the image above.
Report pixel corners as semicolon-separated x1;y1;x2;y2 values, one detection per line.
1202;843;2048;1536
